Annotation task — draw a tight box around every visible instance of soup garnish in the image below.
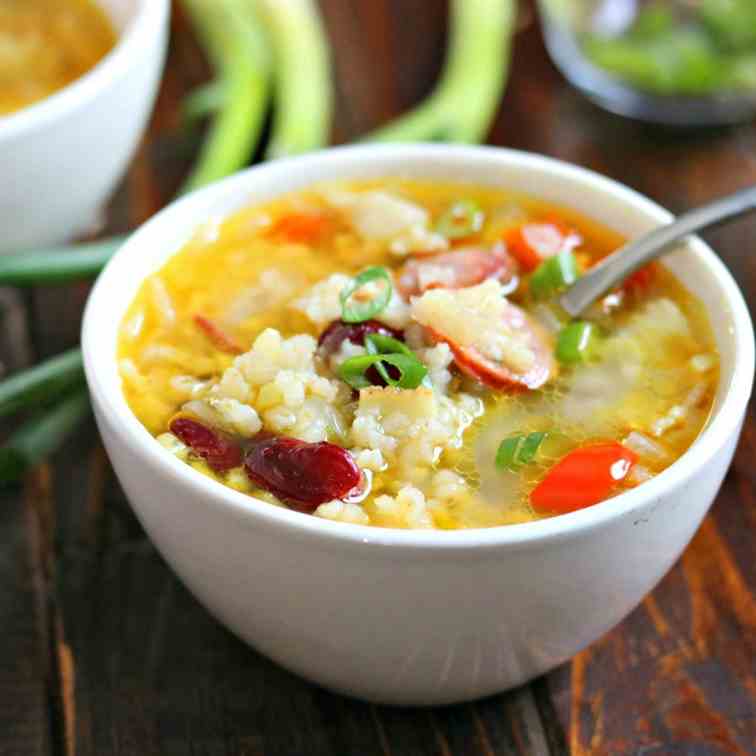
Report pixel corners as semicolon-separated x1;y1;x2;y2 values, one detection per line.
0;0;116;116
119;180;719;529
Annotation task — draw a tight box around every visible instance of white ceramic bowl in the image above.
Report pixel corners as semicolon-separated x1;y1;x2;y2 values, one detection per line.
0;0;170;254
82;145;755;706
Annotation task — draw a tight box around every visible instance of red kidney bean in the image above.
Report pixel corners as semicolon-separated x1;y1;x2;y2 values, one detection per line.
170;417;243;472
244;433;362;512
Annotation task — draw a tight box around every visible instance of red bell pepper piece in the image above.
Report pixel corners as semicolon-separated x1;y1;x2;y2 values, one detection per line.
530;442;638;514
622;262;657;294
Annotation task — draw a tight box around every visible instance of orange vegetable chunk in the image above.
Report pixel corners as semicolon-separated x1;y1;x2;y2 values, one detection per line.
530;442;638;514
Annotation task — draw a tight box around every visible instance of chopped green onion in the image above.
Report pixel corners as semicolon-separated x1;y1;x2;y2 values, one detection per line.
364;333;413;358
0;390;90;484
435;200;485;239
496;432;547;471
340;267;393;323
0;348;85;418
364;333;422;386
518;432;547;464
529;249;580;300
496;437;520;470
339;353;428;390
556;322;601;364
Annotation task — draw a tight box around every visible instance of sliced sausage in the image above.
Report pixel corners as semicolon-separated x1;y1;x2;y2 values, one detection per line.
396;243;517;298
427;300;556;391
505;220;582;272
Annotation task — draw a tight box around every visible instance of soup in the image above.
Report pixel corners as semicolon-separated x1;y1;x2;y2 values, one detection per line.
119;180;718;530
0;0;116;116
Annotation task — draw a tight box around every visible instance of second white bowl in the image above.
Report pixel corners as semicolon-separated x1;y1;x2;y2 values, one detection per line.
0;0;170;254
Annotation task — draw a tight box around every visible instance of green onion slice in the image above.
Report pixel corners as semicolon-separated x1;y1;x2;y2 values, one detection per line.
364;333;413;357
529;249;579;300
338;353;428;390
340;266;393;323
556;322;601;364
496;432;547;471
364;333;433;388
365;333;418;386
435;199;485;239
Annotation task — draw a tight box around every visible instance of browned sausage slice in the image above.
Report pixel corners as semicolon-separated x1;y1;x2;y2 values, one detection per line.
427;300;556;391
397;243;517;298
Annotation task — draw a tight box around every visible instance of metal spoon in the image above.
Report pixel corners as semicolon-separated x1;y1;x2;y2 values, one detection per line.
559;185;756;317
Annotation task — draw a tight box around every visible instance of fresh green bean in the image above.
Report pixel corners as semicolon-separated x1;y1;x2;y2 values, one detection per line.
0;237;125;286
0;349;85;418
366;0;516;143
258;0;333;158
0;390;90;484
182;81;225;124
180;0;272;193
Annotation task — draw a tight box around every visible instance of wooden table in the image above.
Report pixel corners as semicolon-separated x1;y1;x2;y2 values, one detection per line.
2;3;754;754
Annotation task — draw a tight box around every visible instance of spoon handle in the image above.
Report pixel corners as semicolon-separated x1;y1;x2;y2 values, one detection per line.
559;184;756;317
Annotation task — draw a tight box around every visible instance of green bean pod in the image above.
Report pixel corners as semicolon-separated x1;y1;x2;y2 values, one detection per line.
258;0;334;158
0;348;85;419
366;0;516;143
0;390;91;484
180;0;272;193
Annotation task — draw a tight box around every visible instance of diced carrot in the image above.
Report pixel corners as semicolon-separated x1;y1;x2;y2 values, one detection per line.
269;212;332;244
504;226;543;271
194;315;243;355
530;442;638;514
504;220;582;272
623;262;657;294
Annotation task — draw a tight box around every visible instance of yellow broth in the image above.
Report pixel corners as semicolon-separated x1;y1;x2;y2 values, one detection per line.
0;0;116;116
118;180;718;529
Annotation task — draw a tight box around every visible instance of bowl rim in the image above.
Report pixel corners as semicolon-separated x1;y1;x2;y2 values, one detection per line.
0;0;170;140
82;144;755;551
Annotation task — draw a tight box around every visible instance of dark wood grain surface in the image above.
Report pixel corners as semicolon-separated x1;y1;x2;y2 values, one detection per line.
1;2;754;754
